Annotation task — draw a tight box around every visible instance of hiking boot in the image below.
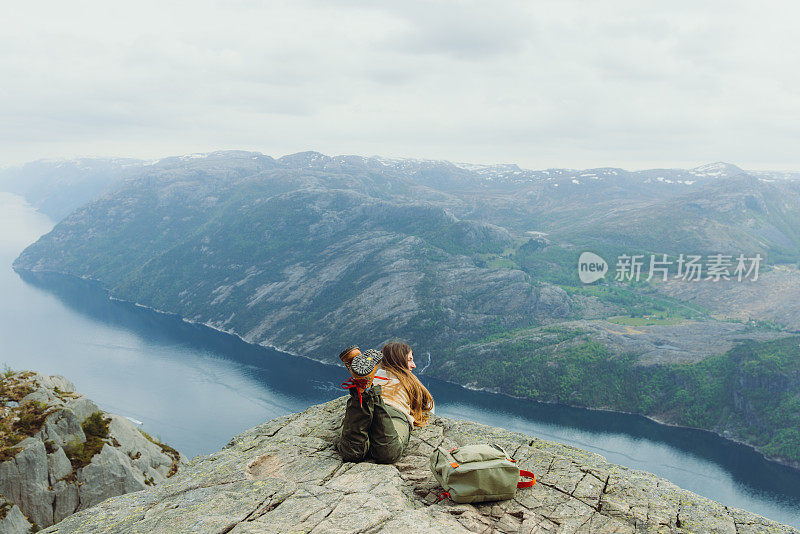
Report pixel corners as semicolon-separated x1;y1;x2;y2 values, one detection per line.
350;348;383;386
341;349;384;407
338;345;361;368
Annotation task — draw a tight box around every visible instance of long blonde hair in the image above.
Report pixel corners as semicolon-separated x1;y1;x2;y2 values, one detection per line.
381;342;434;426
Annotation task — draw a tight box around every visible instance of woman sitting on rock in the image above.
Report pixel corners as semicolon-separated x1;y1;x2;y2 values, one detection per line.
335;341;434;464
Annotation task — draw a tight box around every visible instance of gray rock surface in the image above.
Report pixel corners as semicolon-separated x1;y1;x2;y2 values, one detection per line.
44;397;797;533
0;495;32;534
0;372;185;530
1;438;51;527
77;445;149;509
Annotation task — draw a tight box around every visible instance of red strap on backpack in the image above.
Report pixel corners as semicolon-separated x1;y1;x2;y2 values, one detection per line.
517;470;536;488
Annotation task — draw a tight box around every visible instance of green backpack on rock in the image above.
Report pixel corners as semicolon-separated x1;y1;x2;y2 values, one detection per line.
429;443;536;504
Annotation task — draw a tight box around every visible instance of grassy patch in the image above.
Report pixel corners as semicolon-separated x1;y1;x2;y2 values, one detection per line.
0;501;12;520
139;429;181;477
1;364;14;379
52;386;79;401
565;283;707;320
1;398;50;463
0;446;22;462
64;412;111;469
13;401;49;435
606;314;687;326
0;377;34;403
485;257;519;269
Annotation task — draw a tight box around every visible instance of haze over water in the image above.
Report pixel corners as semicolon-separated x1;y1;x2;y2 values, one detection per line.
1;191;799;528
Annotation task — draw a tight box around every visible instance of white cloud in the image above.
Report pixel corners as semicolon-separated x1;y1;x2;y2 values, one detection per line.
1;0;799;170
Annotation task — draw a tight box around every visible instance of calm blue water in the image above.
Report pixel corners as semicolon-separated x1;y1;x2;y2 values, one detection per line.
1;191;799;528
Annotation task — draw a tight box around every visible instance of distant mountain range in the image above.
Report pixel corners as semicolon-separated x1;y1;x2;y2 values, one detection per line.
3;153;799;223
0;158;145;220
7;150;800;467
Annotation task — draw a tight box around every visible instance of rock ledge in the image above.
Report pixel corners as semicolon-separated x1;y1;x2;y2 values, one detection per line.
43;396;796;533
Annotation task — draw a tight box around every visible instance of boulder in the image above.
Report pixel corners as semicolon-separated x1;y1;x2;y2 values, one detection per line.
0;438;53;527
77;444;147;509
0;495;34;534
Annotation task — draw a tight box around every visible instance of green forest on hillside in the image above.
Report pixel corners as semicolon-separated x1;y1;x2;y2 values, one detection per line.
432;334;800;463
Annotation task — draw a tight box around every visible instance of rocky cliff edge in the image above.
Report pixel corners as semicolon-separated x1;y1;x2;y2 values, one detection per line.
43;396;796;533
0;372;185;531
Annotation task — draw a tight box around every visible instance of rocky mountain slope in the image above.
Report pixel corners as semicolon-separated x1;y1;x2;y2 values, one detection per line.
12;151;574;360
0;371;185;532
656;264;800;330
44;396;796;533
9;150;800;466
15;151;800;365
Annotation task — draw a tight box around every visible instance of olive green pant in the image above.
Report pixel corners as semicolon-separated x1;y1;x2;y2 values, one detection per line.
336;384;411;464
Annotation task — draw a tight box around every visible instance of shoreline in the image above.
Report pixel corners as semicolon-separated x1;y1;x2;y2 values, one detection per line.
452;379;800;473
12;264;800;473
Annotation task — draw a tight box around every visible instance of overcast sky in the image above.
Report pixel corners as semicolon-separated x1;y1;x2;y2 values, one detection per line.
2;1;799;170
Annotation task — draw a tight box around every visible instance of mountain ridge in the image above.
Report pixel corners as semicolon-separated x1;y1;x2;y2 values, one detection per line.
9;150;800;469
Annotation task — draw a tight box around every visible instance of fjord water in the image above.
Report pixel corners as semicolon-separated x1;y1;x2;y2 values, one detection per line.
1;192;799;528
